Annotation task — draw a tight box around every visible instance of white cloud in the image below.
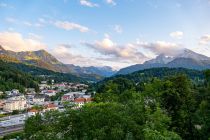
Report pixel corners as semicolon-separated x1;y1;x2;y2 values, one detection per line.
50;45;102;66
0;32;47;52
54;21;89;32
170;31;183;39
199;34;210;45
106;0;116;5
114;25;123;33
139;41;183;56
80;0;99;7
83;36;147;63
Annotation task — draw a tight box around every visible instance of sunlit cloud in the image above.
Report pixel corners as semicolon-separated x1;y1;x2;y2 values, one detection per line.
199;34;210;45
0;32;46;52
83;36;147;63
50;44;102;66
138;41;184;56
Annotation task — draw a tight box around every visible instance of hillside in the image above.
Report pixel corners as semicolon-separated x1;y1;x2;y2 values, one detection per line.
0;59;102;96
0;46;70;73
9;62;101;82
96;67;205;91
0;60;40;93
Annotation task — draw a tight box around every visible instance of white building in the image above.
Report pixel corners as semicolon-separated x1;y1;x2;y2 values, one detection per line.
33;94;45;105
3;96;27;112
44;90;56;97
74;97;92;108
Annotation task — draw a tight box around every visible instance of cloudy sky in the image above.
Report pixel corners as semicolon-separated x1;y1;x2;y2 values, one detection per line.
0;0;210;69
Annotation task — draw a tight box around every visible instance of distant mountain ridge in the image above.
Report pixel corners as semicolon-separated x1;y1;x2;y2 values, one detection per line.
66;65;116;77
0;45;116;77
117;49;210;75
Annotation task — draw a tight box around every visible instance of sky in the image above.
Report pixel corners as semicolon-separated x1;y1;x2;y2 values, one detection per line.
0;0;210;69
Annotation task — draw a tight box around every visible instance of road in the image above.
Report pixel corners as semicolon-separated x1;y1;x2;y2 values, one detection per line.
0;125;24;137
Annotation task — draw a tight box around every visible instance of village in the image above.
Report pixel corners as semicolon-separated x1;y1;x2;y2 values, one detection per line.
0;80;92;133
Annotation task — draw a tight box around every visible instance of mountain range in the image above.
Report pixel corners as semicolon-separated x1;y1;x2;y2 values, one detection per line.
117;49;210;75
0;45;116;78
1;45;210;78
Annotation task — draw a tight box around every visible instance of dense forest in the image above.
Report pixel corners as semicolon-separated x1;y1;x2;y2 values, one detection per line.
22;68;210;140
11;62;102;82
98;67;204;85
0;61;40;93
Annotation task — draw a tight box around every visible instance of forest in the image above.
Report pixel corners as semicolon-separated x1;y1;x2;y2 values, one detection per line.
0;61;40;94
22;69;210;140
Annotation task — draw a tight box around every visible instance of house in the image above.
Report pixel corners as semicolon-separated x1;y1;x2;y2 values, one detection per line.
28;109;39;117
12;89;19;94
74;98;86;108
33;94;46;105
61;92;86;102
41;81;47;84
61;93;75;102
74;97;93;108
43;103;58;112
5;89;20;97
26;88;35;93
3;96;27;112
44;90;56;97
76;84;88;90
5;91;12;96
55;83;66;90
39;81;49;90
83;95;91;99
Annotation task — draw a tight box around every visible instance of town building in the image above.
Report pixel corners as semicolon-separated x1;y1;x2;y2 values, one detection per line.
3;96;27;112
43;103;58;112
44;90;56;97
74;97;92;108
33;94;46;105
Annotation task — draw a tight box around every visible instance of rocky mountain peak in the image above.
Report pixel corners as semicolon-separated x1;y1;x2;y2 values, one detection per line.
176;49;210;61
144;53;174;64
0;45;5;51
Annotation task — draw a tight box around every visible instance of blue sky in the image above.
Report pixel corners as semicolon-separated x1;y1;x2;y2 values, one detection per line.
0;0;210;69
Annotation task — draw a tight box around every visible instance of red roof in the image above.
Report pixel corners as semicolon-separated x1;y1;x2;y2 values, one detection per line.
28;109;39;112
45;103;57;109
86;98;93;102
47;90;55;93
74;98;93;103
74;98;86;103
